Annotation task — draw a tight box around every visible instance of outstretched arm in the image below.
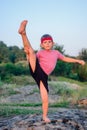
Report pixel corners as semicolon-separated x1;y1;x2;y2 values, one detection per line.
62;56;85;66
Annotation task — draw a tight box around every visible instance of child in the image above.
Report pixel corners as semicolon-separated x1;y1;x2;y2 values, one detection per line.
18;20;85;123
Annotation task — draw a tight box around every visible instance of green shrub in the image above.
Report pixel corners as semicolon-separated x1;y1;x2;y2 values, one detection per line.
52;61;73;76
77;63;87;81
0;63;30;81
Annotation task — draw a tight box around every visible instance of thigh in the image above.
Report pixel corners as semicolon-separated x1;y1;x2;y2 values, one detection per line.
29;52;36;73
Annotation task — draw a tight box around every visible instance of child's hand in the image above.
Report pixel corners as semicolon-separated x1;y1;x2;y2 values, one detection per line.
77;60;85;66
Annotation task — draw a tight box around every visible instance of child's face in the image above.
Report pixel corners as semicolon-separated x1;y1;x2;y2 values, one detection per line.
41;40;54;50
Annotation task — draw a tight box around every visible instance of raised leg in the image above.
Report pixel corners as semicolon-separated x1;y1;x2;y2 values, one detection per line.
18;20;36;72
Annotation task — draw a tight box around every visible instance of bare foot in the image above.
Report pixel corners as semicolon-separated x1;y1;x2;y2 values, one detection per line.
18;20;28;34
43;117;51;123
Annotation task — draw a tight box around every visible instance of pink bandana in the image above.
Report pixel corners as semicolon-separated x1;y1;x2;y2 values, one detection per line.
41;37;53;43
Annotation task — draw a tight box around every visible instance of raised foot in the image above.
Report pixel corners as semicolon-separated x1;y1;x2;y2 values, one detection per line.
18;20;28;34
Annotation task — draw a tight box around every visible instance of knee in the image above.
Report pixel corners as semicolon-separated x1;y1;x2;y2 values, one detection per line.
24;47;35;55
29;49;35;55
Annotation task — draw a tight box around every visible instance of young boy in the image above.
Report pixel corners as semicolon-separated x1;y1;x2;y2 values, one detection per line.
18;20;85;123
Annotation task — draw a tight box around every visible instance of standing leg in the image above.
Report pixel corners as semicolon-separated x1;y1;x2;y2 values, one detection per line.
40;81;50;122
18;20;36;72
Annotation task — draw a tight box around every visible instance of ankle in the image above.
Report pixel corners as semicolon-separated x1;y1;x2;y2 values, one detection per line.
43;115;48;120
18;29;25;34
42;116;51;123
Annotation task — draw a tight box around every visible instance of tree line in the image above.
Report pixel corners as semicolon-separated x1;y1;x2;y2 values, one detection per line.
0;41;26;63
0;41;87;82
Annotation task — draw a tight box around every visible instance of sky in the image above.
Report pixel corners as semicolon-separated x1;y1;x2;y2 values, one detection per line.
0;0;87;56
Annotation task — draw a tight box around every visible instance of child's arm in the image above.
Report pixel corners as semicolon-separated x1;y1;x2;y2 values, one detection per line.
62;56;85;65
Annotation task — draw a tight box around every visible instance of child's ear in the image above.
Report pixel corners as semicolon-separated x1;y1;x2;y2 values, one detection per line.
53;42;55;45
40;43;43;48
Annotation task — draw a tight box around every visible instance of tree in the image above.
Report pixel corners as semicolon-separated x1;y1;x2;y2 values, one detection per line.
9;53;16;63
0;41;26;63
8;46;26;62
77;63;87;81
78;48;87;62
53;43;65;54
0;41;9;62
52;43;73;76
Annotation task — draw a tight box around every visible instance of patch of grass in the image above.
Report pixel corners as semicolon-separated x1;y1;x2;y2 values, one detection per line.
0;101;69;117
49;81;76;96
8;89;19;95
50;101;69;108
29;88;39;95
0;102;42;117
0;106;41;117
78;88;87;99
0;76;87;117
49;80;87;105
0;81;4;86
0;84;20;97
0;103;42;107
50;76;87;87
7;75;36;85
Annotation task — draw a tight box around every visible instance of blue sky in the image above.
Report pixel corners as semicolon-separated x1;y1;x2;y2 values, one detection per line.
0;0;87;56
